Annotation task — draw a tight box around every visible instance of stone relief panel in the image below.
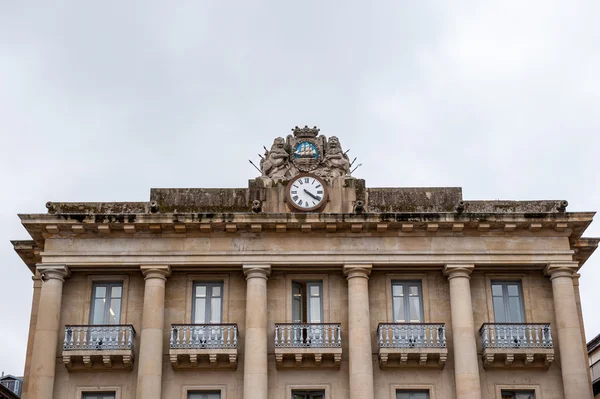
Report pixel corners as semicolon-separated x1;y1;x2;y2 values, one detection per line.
260;126;352;179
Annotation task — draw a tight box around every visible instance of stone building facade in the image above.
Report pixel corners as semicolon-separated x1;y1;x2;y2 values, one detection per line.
11;128;600;399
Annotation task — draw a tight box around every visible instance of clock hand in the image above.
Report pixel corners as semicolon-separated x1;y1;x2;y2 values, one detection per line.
303;189;319;201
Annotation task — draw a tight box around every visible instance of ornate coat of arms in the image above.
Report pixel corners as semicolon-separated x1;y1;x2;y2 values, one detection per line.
259;126;351;180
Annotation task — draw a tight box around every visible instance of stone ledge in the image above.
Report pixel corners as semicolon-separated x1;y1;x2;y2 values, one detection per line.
378;347;448;369
62;349;134;371
169;348;237;370
274;347;342;369
481;347;554;368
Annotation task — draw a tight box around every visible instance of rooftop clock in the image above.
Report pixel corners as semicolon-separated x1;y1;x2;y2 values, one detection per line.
286;174;328;212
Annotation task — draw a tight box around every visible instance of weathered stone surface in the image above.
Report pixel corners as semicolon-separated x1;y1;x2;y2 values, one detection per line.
150;188;249;213
462;200;567;214
46;202;148;214
366;187;462;213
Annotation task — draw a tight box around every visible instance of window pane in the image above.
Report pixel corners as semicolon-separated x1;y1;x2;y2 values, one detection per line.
212;285;221;297
111;286;122;298
413;393;429;399
507;284;519;297
95;286;107;298
409;285;419;296
508;297;524;322
493;297;506;322
516;393;534;399
210;297;222;323
309;296;322;322
396;393;410;399
409;296;422;322
196;285;206;297
195;298;206;323
393;284;403;296
92;298;105;324
309;284;320;297
393;297;405;322
292;296;302;323
108;298;121;324
492;284;503;296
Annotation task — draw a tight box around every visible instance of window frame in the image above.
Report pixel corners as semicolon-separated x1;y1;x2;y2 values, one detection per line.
184;274;230;324
396;390;430;399
292;390;326;399
182;385;226;399
285;274;330;323
391;280;424;323
81;393;116;399
76;387;121;399
286;384;330;399
192;281;224;324
390;385;435;399
187;391;221;399
495;385;541;399
385;274;431;323
484;274;533;324
490;280;526;323
292;280;324;323
89;282;124;325
500;389;536;399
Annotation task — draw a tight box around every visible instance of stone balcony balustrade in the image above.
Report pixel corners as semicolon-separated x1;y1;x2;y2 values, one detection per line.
480;323;554;368
62;324;135;370
377;323;448;368
169;323;238;369
274;323;342;368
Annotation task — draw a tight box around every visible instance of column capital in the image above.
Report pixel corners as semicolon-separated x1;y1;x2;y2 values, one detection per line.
36;264;70;281
343;264;372;280
140;264;171;280
443;264;474;280
243;265;271;280
544;262;579;280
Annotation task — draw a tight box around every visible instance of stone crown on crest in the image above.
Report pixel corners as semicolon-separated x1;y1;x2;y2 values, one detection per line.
292;125;320;138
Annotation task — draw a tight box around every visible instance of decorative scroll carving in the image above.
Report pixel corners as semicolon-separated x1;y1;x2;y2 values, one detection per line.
259;126;352;179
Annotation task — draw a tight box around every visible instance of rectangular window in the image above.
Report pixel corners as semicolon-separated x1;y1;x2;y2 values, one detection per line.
292;390;325;399
292;281;323;323
90;283;123;324
193;282;223;324
491;281;525;323
392;281;423;322
188;392;221;399
501;390;535;399
396;390;429;399
82;392;116;399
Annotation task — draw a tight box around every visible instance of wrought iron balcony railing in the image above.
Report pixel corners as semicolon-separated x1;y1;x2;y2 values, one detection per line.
170;324;238;349
480;323;553;350
63;325;135;351
275;323;342;348
378;323;446;348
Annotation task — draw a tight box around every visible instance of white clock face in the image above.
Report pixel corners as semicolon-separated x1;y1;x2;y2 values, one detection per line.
288;175;326;210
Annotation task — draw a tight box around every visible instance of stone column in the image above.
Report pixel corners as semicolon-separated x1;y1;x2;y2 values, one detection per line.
444;264;482;399
27;265;70;399
545;263;592;399
344;265;374;399
136;265;171;399
21;273;43;399
242;265;271;399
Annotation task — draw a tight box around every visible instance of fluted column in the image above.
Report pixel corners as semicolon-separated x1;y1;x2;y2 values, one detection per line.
27;265;70;399
545;262;592;399
243;265;271;399
444;264;481;399
136;265;171;399
344;265;374;399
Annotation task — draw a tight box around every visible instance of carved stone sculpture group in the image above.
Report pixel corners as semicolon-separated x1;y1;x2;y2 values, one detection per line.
260;126;351;179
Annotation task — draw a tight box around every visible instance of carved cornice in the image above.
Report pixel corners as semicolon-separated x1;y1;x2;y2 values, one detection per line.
243;265;271;280
140;264;171;280
343;264;372;280
443;264;475;280
544;262;579;280
36;264;70;281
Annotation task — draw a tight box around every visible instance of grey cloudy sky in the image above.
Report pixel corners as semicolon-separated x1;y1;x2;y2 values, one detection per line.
1;1;599;374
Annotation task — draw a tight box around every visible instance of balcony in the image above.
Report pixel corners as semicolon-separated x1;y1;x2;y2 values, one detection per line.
480;323;554;368
274;323;342;368
62;325;135;370
169;324;238;369
377;323;447;368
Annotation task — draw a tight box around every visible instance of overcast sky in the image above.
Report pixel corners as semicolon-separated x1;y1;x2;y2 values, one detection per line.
1;1;599;374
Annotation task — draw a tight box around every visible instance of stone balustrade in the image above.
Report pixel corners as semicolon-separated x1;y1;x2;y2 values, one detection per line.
480;323;554;367
377;323;448;368
168;324;238;369
274;323;342;368
62;324;135;370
